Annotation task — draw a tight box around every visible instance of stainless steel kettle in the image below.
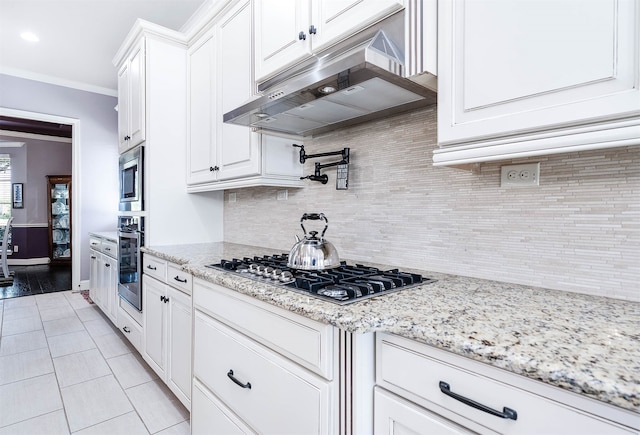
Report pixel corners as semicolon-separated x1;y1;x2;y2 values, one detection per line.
287;213;340;270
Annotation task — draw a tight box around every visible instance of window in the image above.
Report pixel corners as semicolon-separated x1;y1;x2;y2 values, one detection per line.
0;155;11;226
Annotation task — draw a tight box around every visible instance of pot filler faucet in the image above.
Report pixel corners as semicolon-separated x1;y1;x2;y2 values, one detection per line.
293;144;350;190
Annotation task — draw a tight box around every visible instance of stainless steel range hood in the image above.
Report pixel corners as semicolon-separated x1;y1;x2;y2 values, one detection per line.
223;8;437;137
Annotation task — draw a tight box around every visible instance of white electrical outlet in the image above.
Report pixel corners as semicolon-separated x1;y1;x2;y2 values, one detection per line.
276;190;288;201
13;245;18;253
228;193;237;203
500;163;540;187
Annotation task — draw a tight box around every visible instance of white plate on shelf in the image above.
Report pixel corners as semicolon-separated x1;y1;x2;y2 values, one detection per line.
53;229;63;242
52;201;66;214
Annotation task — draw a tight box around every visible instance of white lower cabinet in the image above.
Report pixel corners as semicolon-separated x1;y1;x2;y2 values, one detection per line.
375;387;473;435
88;235;118;324
89;247;100;306
192;277;337;434
142;254;193;409
192;379;256;435
116;301;142;353
375;333;637;435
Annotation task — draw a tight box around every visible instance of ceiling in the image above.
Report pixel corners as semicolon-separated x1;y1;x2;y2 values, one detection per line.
0;0;207;96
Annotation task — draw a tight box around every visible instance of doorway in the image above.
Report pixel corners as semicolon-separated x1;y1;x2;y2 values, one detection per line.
0;109;80;293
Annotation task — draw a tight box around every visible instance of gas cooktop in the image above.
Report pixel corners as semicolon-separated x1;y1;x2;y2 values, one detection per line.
206;254;436;305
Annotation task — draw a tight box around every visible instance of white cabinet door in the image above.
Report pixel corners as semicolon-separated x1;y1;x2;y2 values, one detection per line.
89;249;100;305
128;40;146;147
167;286;192;407
117;64;131;153
374;387;473;435
311;0;404;51
435;0;640;165
142;275;166;379
117;39;146;154
104;254;118;323
217;0;261;181
254;0;312;82
187;30;217;185
255;0;403;82
97;254;108;312
192;380;256;435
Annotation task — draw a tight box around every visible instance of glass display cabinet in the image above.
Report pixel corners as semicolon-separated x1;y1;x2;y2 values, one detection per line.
47;175;72;265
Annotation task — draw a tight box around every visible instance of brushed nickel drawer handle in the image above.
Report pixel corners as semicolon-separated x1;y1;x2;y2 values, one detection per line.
439;381;517;420
227;370;251;389
147;265;157;270
122;326;130;333
174;276;187;283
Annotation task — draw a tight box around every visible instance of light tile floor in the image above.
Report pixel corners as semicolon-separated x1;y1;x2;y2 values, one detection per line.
0;291;190;434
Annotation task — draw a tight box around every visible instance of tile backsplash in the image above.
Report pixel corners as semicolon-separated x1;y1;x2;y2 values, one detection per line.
224;107;640;301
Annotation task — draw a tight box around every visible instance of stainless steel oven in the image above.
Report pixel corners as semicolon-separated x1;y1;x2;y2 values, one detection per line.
119;146;143;212
118;216;144;311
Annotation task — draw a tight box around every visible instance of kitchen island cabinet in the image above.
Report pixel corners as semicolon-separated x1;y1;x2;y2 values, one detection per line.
186;0;303;192
374;333;635;435
142;242;639;433
434;0;640;166
192;277;338;434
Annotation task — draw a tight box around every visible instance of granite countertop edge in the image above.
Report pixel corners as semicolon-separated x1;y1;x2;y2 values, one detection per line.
141;242;640;414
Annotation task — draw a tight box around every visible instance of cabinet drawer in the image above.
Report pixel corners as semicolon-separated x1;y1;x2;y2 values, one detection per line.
194;278;334;379
194;311;332;435
89;237;101;251
167;263;192;295
376;334;634;434
143;255;167;282
117;305;142;353
192;379;256;435
101;240;118;259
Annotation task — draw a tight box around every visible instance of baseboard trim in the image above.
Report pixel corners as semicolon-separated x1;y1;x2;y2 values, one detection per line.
8;257;51;266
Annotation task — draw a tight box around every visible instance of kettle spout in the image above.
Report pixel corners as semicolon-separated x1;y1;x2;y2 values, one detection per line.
294;235;300;243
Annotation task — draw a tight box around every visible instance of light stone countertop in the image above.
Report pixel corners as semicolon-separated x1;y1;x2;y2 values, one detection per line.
142;241;640;414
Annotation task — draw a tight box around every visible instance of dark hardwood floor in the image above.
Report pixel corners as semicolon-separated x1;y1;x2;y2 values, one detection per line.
0;265;72;300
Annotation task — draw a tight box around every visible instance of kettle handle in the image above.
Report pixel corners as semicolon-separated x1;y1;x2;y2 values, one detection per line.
300;213;328;238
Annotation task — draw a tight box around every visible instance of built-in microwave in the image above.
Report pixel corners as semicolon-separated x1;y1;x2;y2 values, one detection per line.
119;145;143;212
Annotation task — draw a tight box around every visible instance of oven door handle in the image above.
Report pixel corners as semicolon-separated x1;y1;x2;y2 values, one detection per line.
117;230;140;240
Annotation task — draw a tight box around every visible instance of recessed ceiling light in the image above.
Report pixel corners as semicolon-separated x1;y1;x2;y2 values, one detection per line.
318;86;337;94
20;32;39;42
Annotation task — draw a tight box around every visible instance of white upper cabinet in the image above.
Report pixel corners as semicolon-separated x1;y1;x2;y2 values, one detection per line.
255;0;404;82
117;39;146;154
435;0;640;166
186;0;304;192
254;0;312;82
217;0;262;181
187;31;217;185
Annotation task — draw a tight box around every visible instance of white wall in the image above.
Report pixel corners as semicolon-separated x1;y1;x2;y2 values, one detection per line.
224;107;640;301
0;74;119;287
